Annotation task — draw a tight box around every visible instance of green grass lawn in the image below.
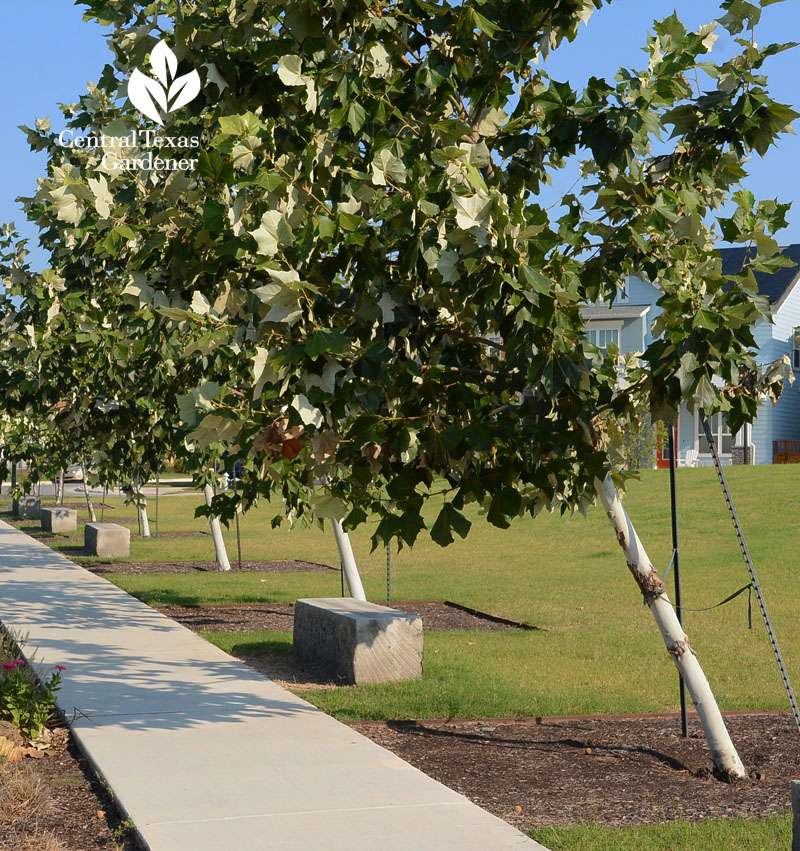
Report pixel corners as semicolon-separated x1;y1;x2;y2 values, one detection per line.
61;464;800;720
6;466;800;720
528;813;791;850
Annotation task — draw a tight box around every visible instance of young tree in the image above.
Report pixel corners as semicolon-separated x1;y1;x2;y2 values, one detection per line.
4;0;797;778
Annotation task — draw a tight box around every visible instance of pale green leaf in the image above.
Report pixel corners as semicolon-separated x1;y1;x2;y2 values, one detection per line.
50;187;85;226
250;211;294;256
87;175;114;218
292;393;323;428
453;193;491;230
277;55;306;87
476;107;507;137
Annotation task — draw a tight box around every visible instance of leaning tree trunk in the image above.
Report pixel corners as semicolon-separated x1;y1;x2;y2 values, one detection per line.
331;519;367;600
204;483;231;572
138;499;151;538
595;474;746;781
80;459;97;522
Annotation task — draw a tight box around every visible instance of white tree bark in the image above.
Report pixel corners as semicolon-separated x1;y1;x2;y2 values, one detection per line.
80;459;97;522
331;519;367;601
138;503;151;538
128;476;150;538
595;474;746;781
204;483;231;572
57;469;65;506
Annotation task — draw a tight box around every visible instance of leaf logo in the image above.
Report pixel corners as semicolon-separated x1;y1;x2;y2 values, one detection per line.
128;41;201;124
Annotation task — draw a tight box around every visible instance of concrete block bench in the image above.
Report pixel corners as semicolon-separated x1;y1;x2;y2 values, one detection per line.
293;598;423;685
41;507;77;533
14;497;41;518
84;522;130;558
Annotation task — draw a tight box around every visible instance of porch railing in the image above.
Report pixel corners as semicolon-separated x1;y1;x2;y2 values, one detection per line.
774;440;800;464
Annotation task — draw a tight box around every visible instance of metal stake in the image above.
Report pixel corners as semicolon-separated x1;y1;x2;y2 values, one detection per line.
386;541;392;608
667;422;688;737
235;506;243;571
700;408;800;734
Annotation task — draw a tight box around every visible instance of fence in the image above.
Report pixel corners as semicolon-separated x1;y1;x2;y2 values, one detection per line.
774;440;800;464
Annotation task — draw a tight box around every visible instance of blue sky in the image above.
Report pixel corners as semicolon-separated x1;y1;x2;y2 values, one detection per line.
1;1;798;271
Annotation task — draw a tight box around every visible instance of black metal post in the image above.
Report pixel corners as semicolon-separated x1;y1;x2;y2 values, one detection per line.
667;422;689;737
235;508;243;571
11;462;17;517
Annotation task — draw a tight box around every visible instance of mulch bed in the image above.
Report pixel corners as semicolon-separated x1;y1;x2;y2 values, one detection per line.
351;713;800;831
155;601;800;831
157;600;530;633
0;723;138;850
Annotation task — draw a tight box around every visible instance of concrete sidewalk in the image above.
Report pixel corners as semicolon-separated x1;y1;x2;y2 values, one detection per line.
0;521;545;850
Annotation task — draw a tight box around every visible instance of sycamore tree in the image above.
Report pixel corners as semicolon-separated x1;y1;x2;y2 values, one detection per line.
0;232;236;564
3;0;798;779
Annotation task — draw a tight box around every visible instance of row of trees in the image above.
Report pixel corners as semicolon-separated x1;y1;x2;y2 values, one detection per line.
1;0;796;780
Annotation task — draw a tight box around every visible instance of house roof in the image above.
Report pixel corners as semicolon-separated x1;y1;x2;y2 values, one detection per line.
720;244;800;306
580;305;650;320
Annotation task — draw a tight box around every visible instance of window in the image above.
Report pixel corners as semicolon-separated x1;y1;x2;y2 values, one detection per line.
793;327;800;370
587;327;620;350
697;412;732;456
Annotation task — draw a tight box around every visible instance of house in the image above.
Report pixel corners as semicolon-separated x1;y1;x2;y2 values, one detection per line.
581;245;800;466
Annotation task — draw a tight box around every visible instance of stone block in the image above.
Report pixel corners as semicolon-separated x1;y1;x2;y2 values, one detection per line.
41;507;78;534
293;597;423;685
16;497;41;518
84;522;130;558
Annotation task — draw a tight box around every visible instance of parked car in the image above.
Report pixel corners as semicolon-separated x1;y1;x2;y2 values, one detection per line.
62;464;84;482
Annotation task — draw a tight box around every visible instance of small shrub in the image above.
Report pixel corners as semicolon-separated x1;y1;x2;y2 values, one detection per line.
0;660;65;742
623;418;659;471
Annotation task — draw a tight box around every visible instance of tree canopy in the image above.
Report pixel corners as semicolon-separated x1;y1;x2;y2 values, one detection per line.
1;0;796;546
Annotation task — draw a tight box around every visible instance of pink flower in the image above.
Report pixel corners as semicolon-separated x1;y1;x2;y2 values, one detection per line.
2;662;15;670
54;665;67;671
13;660;25;667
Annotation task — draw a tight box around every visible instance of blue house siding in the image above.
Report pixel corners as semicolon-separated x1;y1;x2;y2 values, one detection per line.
678;406;695;457
626;276;663;349
583;251;800;465
763;293;800;452
619;315;646;353
751;402;774;465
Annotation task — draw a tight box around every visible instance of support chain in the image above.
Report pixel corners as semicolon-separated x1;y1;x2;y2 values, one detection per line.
386;541;392;608
700;409;800;734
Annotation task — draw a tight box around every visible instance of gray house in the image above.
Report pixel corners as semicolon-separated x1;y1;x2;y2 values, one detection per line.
581;245;800;466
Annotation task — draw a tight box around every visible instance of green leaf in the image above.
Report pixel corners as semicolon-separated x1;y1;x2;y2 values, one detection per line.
197;149;234;183
305;329;348;359
218;114;250;136
347;101;367;133
430;503;472;547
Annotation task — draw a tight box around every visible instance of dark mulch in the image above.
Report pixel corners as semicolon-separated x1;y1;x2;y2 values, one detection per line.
158;600;529;633
351;713;800;831
87;559;334;576
0;725;138;850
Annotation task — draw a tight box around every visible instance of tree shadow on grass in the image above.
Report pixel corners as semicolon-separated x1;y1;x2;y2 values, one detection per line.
229;638;293;657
